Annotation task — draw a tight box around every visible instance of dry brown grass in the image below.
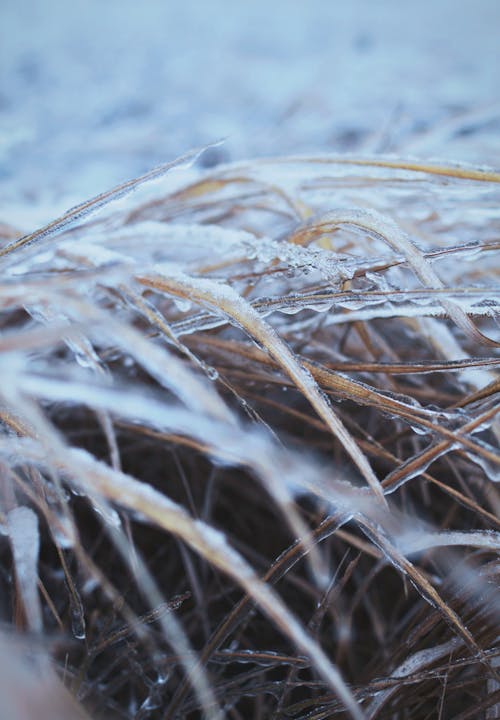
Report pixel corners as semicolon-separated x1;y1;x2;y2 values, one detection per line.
1;150;499;719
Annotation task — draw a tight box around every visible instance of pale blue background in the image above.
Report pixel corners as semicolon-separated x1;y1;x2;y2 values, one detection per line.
1;0;499;218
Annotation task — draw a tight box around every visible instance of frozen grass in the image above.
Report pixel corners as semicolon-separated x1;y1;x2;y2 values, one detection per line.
0;150;499;719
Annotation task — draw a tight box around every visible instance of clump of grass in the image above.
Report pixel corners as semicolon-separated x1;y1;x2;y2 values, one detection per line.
0;150;499;719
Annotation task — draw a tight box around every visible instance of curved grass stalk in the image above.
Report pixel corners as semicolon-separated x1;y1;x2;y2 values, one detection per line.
249;154;500;183
356;517;496;674
137;268;387;504
290;208;499;348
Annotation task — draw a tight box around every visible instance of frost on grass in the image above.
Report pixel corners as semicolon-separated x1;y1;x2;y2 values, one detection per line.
7;506;42;633
0;153;499;719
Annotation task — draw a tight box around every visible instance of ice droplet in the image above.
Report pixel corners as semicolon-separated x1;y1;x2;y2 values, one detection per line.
206;366;219;381
71;605;86;640
91;501;122;528
173;297;192;312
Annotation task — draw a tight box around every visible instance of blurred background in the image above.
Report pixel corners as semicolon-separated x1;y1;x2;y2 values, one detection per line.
1;0;499;220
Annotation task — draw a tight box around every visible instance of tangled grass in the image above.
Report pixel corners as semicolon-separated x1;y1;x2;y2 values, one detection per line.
0;149;499;719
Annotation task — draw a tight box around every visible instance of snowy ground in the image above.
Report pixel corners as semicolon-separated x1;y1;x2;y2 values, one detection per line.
1;0;499;224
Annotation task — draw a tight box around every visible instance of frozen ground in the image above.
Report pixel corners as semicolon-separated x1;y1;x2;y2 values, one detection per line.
1;0;499;224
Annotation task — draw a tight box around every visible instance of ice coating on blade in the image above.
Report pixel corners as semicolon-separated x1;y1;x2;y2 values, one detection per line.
7;506;43;633
58;240;134;267
366;639;460;719
397;528;500;555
